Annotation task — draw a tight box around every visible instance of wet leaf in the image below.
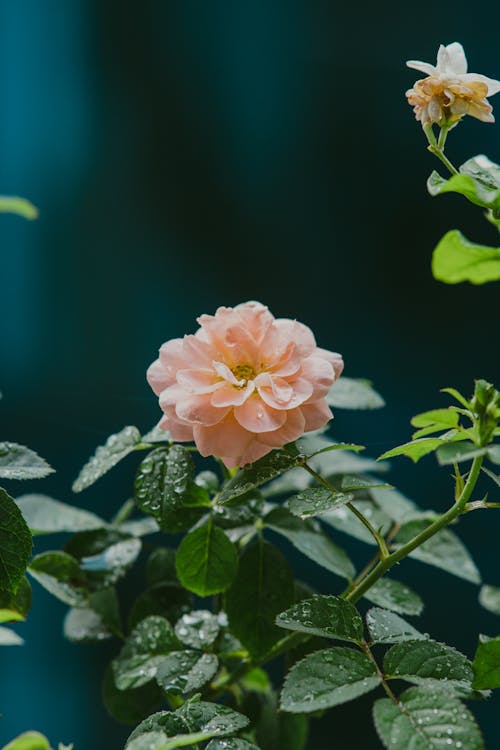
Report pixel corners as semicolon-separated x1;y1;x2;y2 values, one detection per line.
326;376;385;409
0;443;54;480
128;582;191;630
175;610;220;649
384;639;473;691
175;522;238;596
80;537;142;588
155;650;219;693
363;578;423;616
217;451;298;505
73;426;143;492
0;626;24;646
16;494;105;534
287;487;354;518
64;607;112;643
102;664;161;726
113;615;181;689
366;608;426;644
0;488;32;594
479;584;500;615
28;551;87;607
276;595;363;643
472;636;500;689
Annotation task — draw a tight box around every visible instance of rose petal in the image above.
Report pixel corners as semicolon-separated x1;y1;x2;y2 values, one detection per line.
147;359;172;396
193;413;266;466
175;393;229;426
211;380;255;407
177;368;218;393
300;399;333;432
314;348;344;379
234;396;286;433
256;408;306;448
255;373;294;408
299;356;335;399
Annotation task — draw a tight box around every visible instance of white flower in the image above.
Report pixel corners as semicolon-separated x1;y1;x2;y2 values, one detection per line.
406;42;500;125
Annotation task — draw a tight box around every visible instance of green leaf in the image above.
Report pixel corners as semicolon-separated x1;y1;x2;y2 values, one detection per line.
125;732;170;750
147;548;178;587
340;476;393;492
128;583;191;630
384;639;473;690
276;595;363;643
142;425;172;444
226;541;294;660
80;537;142;588
411;408;460;430
280;646;380;712
373;686;484;750
436;441;488;465
155;651;219;693
64;607;112;643
175;521;238;596
287;487;354;518
206;741;259;750
0;488;32;594
488;444;500;465
121;517;161;537
472;636;500;689
0;443;54;480
0;625;24;645
326;376;385;409
379;436;457;463
218;451;298;505
175;610;220;649
73;426;142;492
0;608;24;623
363;578;423;616
89;587;122;636
113;615;181;689
366;608;426;644
369;486;418;523
479;584;500;615
428;155;500;208
0;577;32;618
394;520;481;584
2;733;51;750
432;230;500;285
16;494;105;534
102;664;161;725
264;507;355;580
320;499;392;546
0;195;39;219
28;551;88;606
254;691;307;750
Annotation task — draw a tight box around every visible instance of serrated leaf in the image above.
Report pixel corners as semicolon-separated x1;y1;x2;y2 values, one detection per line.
363;578;423;616
142;424;172;444
369;486;418;523
366;608;426;644
394;519;481;584
479;584;500;615
373;686;483;750
384;639;473;690
287;487;354;518
217;451;298;505
320;499;392;546
276;595;363;643
128;582;191;630
326;377;385;409
113;615;181;689
432;230;500;285
472;636;500;689
16;494;105;534
1;732;51;750
226;541;294;660
280;646;380;712
73;426;142;492
175;522;238;596
379;437;456;463
0;442;54;480
102;664;161;725
28;551;87;606
155;650;218;693
437;441;488;465
0;488;32;594
264;507;355;580
175;610;219;649
0;625;24;646
340;476;393;492
80;537;142;588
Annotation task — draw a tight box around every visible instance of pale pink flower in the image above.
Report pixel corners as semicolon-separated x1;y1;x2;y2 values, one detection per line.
147;301;343;468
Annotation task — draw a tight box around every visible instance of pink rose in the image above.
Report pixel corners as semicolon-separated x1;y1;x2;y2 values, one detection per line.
147;301;343;468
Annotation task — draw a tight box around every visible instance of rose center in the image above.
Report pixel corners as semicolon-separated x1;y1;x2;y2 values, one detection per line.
231;364;256;382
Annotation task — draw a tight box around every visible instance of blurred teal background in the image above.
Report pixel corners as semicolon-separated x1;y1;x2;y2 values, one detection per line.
1;1;499;747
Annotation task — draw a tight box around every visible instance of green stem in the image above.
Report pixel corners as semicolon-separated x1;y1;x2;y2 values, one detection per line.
346;456;483;604
423;123;458;175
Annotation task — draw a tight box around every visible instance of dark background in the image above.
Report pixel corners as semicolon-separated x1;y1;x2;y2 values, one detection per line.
1;1;499;747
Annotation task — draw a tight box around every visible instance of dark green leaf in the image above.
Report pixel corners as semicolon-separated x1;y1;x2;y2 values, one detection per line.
320;499;392;546
174;610;219;649
437;441;488;465
90;587;122;636
265;506;355;579
113;615;180;689
147;548;178;587
155;650;218;693
479;584;500;615
217;451;298;504
0;488;32;594
373;686;483;750
102;664;161;725
472;636;500;689
394;520;481;584
432;230;500;285
276;595;363;643
366;608;426;644
206;741;259;750
128;583;191;630
16;494;105;534
280;646;380;712
287;487;354;518
0;577;32;619
384;639;473;690
226;541;294;660
341;476;393;492
326;377;385;409
363;578;423;616
28;551;87;606
175;522;238;596
0;442;54;480
73;426;142;492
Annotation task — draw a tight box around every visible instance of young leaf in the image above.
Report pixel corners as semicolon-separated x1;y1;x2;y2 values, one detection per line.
174;610;219;649
0;442;54;480
472;636;500;689
264;507;355;580
28;551;88;606
373;686;483;750
102;664;161;725
226;541;294;660
276;595;363;643
379;437;457;463
217;451;298;505
16;494;105;534
280;647;380;712
0;488;32;594
1;732;51;750
479;584;500;615
155;651;219;693
363;578;423;616
432;230;500;285
73;426;142;492
366;608;426;645
326;377;385;409
411;408;460;430
384;639;473;690
175;521;238;596
287;487;354;518
394;519;481;584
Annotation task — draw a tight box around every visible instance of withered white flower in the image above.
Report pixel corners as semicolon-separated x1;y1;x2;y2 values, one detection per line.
406;42;500;126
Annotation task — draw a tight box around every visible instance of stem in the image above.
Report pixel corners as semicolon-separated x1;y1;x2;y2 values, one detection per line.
361;640;399;703
346;455;483;604
300;460;389;558
423;123;458;175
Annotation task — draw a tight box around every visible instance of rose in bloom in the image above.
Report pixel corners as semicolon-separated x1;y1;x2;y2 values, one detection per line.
147;301;343;468
406;42;500;125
